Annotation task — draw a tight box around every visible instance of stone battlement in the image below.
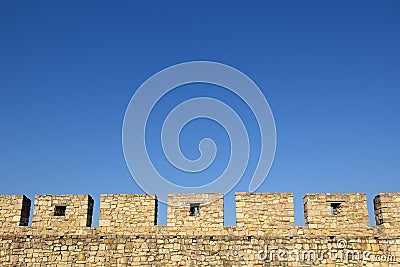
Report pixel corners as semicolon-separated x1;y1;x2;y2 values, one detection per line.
1;192;399;233
0;192;399;266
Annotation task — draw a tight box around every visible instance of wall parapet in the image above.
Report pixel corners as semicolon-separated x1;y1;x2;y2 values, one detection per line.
374;193;400;229
303;193;369;230
99;194;157;229
31;194;93;228
0;195;30;228
1;192;399;266
167;193;224;228
236;192;294;234
0;192;399;233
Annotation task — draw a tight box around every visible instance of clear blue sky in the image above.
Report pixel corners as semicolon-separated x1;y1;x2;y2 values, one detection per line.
1;1;399;226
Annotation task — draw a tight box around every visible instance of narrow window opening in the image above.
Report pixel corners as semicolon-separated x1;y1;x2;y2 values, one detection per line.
189;203;200;216
331;203;342;216
54;206;66;216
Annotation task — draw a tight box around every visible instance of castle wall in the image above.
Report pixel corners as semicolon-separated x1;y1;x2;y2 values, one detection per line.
303;193;369;229
374;193;400;230
0;232;398;266
0;195;30;228
31;194;94;228
235;193;294;234
0;192;399;266
99;194;157;230
167;193;223;227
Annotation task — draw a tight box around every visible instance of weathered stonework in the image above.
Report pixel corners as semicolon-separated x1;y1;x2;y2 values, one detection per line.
31;194;93;228
374;193;400;229
0;195;30;228
0;192;399;266
235;192;294;235
303;193;370;230
99;194;157;232
167;193;224;228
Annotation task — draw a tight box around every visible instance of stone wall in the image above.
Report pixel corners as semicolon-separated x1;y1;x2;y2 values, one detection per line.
31;194;94;228
374;192;400;229
235;192;294;235
303;193;370;230
0;192;399;266
167;193;223;228
0;195;30;228
99;194;157;231
1;232;399;266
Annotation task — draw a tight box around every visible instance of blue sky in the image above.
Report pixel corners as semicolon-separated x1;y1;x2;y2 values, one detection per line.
1;1;399;226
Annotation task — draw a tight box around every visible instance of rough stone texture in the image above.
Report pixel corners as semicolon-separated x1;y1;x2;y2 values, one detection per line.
0;192;399;266
31;194;94;228
0;195;30;228
99;194;157;231
235;192;294;235
304;193;370;230
167;193;223;228
374;192;400;228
